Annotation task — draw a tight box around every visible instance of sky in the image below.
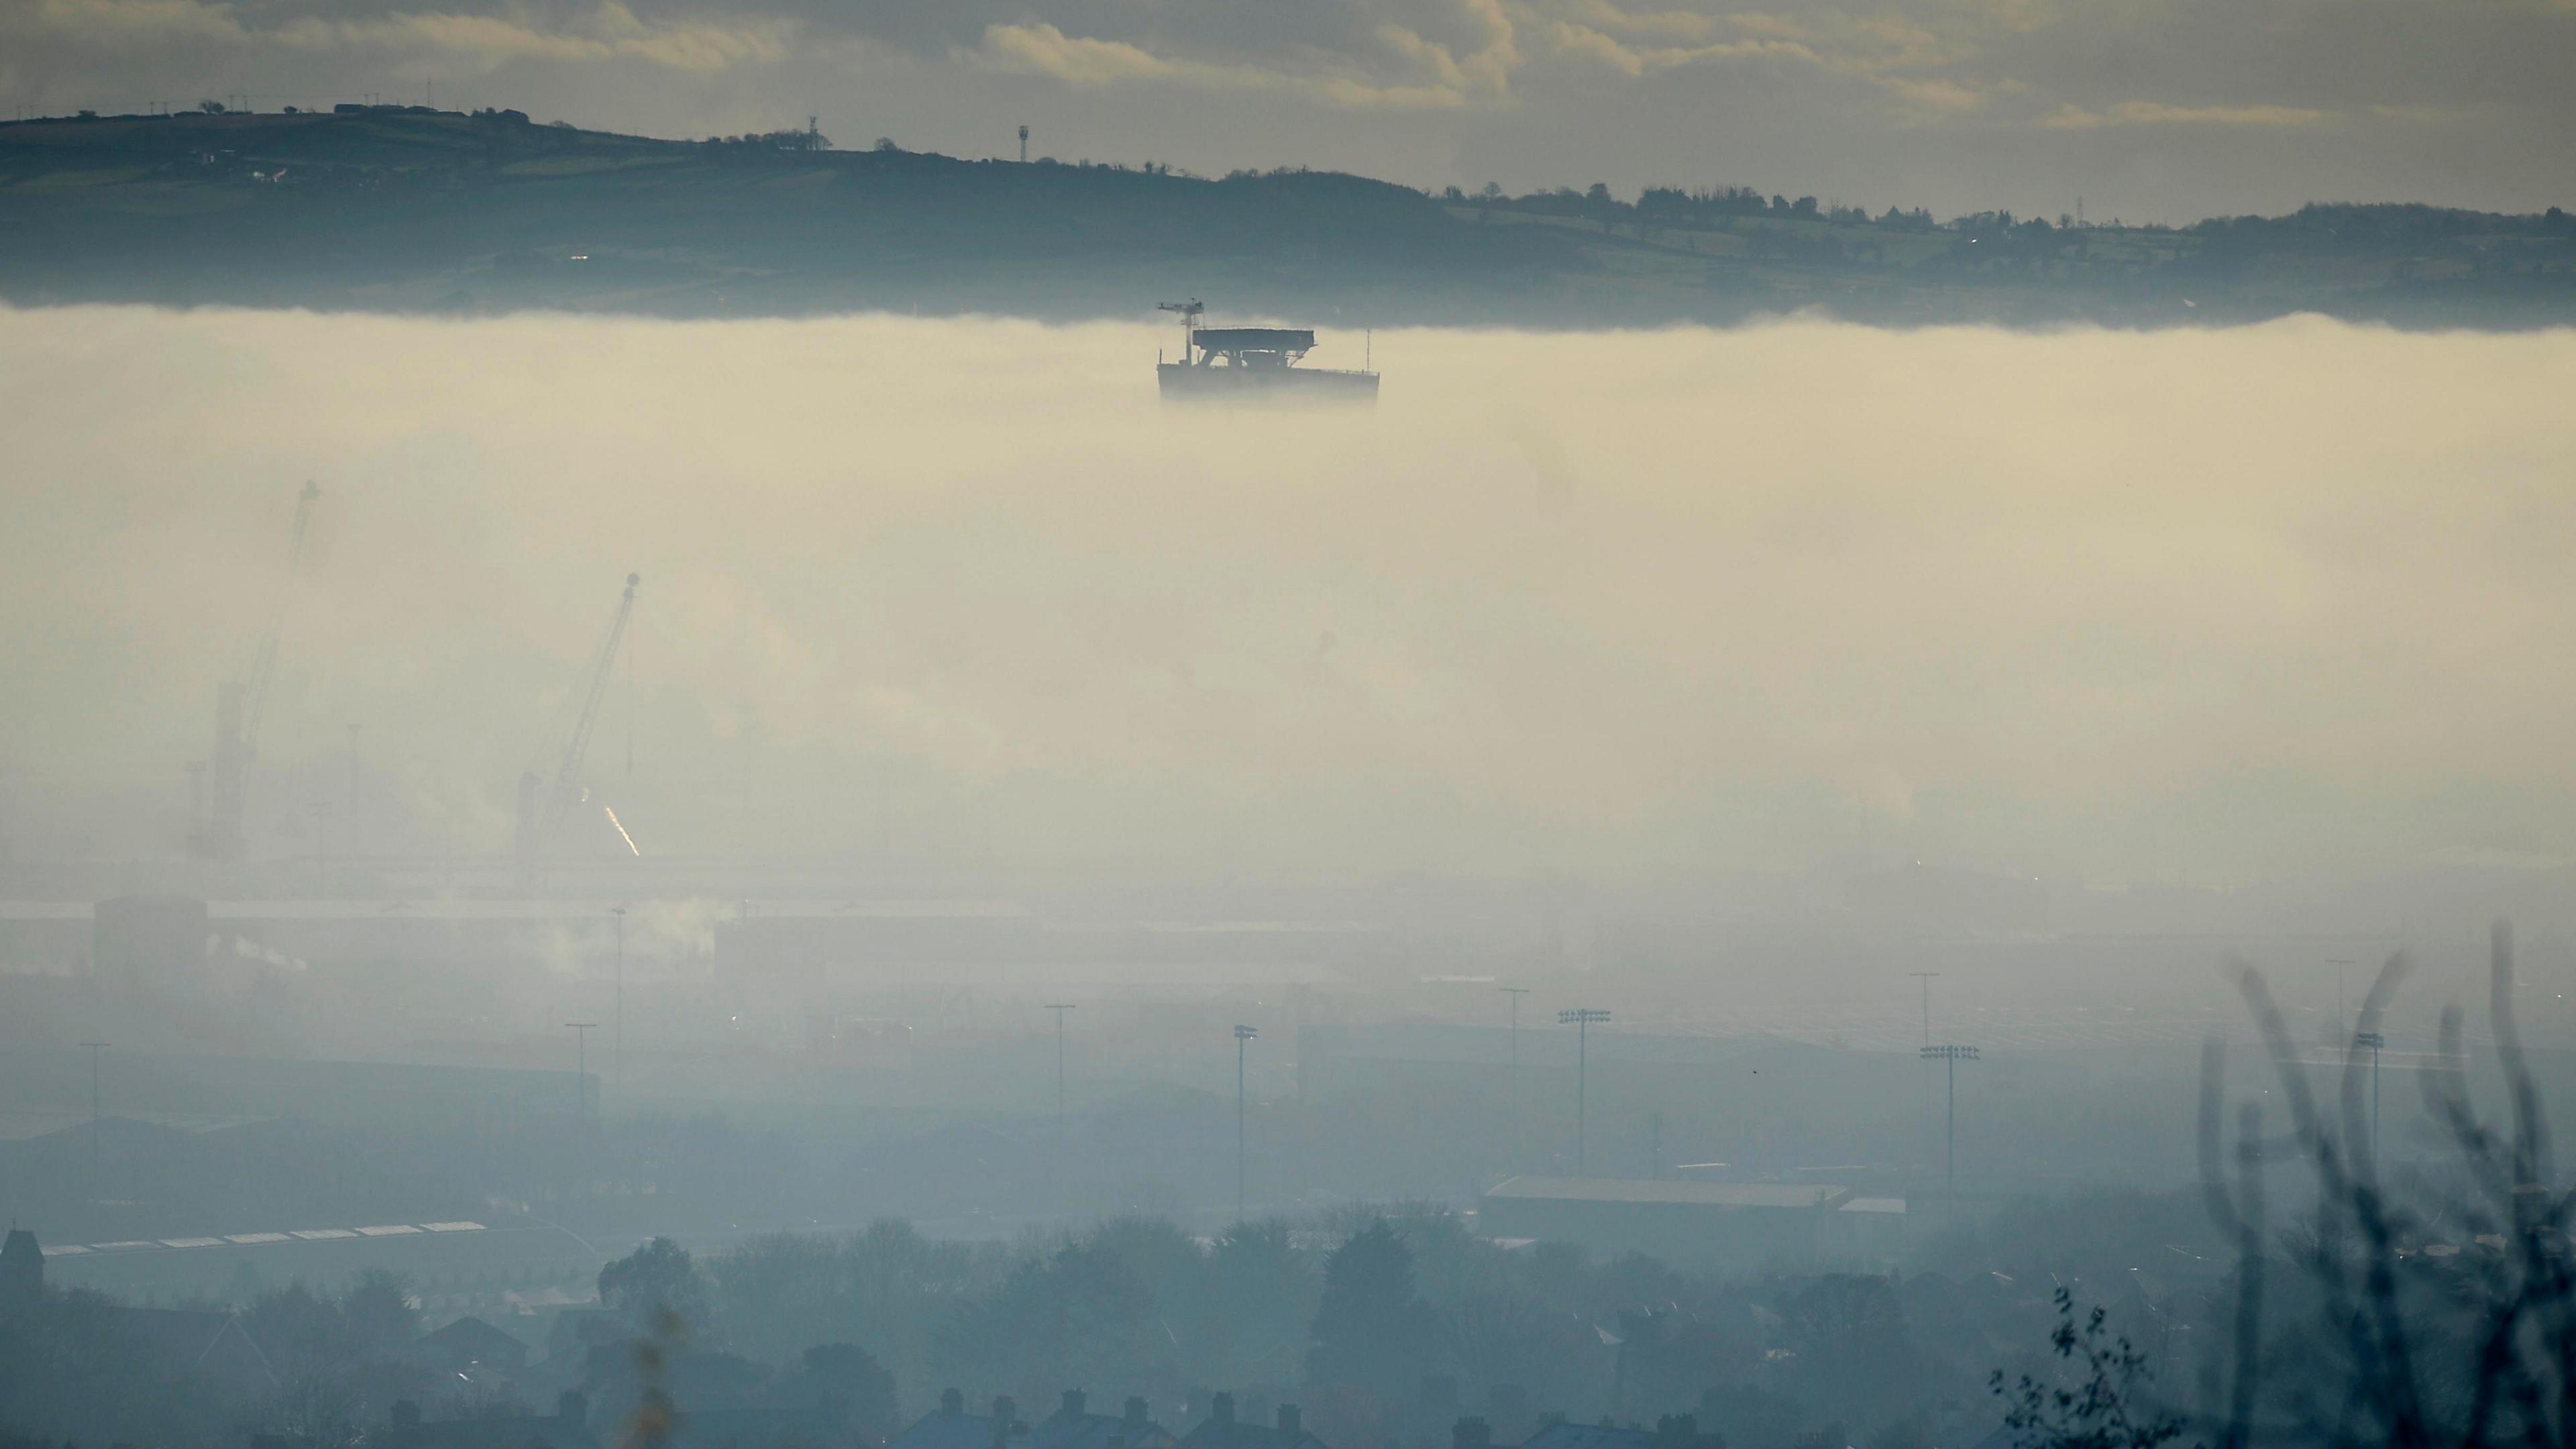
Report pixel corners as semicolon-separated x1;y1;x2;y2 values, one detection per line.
2;0;2573;221
6;305;2576;887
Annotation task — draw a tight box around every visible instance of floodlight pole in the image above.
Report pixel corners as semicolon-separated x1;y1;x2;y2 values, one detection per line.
1908;972;1939;1046
80;1042;106;1203
1234;1024;1258;1224
610;905;627;1096
566;1022;596;1120
2354;1030;2385;1165
1501;987;1528;1165
1047;1004;1077;1118
1560;1008;1610;1175
1921;1044;1980;1218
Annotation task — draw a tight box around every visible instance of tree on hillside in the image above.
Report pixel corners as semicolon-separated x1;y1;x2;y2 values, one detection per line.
1306;1218;1440;1397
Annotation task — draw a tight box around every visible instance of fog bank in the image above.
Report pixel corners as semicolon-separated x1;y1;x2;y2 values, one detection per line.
5;306;2575;884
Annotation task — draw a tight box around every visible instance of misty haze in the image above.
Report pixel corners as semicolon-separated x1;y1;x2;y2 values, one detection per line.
6;18;2576;1449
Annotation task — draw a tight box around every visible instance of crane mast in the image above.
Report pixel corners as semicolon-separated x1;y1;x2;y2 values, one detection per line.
195;481;321;860
519;573;638;885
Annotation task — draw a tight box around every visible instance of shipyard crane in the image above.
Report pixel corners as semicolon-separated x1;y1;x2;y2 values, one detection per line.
195;482;321;860
517;573;639;883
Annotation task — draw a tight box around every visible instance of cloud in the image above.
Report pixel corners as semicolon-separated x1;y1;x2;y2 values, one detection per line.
967;0;1523;110
29;0;244;43
19;0;789;73
2042;100;2330;129
272;1;793;74
1548;21;1817;77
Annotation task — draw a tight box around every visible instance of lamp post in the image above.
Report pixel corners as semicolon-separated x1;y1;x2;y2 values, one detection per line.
1234;1024;1258;1225
2353;1029;2385;1165
610;905;627;1097
1908;972;1939;1046
1921;1044;1980;1219
1560;1008;1610;1175
1047;1004;1077;1118
566;1022;597;1120
78;1042;106;1203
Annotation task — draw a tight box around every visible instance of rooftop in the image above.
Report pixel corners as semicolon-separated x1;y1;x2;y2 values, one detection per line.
1481;1177;1850;1210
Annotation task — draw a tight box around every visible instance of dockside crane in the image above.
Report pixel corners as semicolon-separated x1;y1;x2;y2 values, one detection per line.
193;482;321;860
515;572;639;887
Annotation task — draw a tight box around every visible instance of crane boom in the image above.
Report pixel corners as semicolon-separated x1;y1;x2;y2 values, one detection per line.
540;572;639;844
242;481;321;761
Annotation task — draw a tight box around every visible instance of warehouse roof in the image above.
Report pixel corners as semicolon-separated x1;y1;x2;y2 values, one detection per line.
1481;1177;1849;1210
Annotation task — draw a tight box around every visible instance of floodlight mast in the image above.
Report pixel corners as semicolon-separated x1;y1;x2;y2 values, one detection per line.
2353;1029;2385;1165
1921;1044;1980;1218
1560;1008;1611;1175
1234;1024;1258;1224
1047;1004;1077;1119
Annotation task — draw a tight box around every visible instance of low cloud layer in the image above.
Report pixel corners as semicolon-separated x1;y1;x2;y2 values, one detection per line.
5;307;2575;885
2;0;2570;217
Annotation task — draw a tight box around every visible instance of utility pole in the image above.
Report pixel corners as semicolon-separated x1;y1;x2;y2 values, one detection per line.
1921;1044;1980;1218
1046;1004;1076;1118
566;1022;596;1120
610;906;627;1095
1234;1024;1258;1225
1559;1008;1610;1175
1908;971;1939;1046
79;1042;106;1203
1501;986;1528;1165
2327;957;2356;1042
308;798;332;897
345;724;360;868
2353;1029;2385;1165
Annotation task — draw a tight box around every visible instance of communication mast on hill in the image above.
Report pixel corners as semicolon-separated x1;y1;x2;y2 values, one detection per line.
1018;124;1029;163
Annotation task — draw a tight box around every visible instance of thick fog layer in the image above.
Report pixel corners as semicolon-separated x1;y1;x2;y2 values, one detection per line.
6;306;2575;883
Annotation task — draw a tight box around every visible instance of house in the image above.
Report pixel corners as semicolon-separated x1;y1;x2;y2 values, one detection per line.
381;1391;601;1449
1511;1415;1722;1449
893;1390;1176;1449
115;1305;280;1395
417;1314;534;1376
1036;1391;1177;1449
889;1391;1025;1449
1177;1393;1323;1449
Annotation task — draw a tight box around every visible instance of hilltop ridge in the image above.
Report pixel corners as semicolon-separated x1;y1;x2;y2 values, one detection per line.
1;106;2569;328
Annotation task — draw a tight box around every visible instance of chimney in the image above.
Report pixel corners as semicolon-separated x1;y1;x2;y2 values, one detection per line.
943;1391;967;1417
1452;1419;1489;1449
391;1402;423;1430
1064;1391;1087;1419
1276;1406;1301;1438
1125;1399;1149;1428
557;1392;588;1426
1211;1394;1236;1427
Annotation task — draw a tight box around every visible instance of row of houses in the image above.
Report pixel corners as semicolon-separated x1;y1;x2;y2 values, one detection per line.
885;1390;1729;1449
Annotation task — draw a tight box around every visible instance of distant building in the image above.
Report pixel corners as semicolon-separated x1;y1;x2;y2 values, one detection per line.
1477;1177;1854;1268
1177;1393;1324;1449
1;1227;43;1311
